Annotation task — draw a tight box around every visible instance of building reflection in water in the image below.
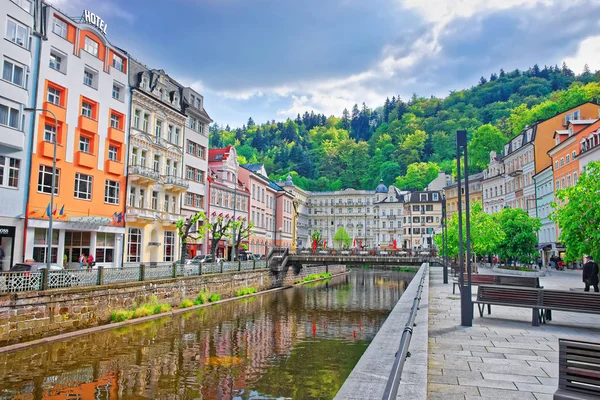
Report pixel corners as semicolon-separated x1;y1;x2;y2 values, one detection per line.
0;269;413;399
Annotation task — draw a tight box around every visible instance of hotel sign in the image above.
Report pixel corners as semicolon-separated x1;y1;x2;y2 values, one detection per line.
82;10;108;35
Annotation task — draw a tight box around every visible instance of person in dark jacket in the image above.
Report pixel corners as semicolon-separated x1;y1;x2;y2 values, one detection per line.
582;255;599;292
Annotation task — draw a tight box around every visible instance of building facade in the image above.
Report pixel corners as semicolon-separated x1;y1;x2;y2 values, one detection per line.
403;191;443;251
124;60;187;266
579;122;600;171
0;0;41;270
533;166;556;265
180;86;211;258
444;173;484;219
207;146;250;259
278;175;310;250
25;5;129;268
482;151;505;214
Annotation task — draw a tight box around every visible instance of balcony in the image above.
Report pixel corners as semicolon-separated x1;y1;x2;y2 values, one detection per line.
163;175;189;191
75;151;96;169
160;211;183;226
107;127;124;143
78;116;98;133
105;159;124;176
0;125;24;150
128;165;160;183
43;102;66;122
39;140;65;160
508;168;523;177
125;207;156;222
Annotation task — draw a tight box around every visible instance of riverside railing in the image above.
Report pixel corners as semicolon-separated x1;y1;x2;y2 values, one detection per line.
381;263;428;400
295;248;437;257
0;259;269;294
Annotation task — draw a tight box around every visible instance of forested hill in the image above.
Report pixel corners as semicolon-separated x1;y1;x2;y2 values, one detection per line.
209;63;600;192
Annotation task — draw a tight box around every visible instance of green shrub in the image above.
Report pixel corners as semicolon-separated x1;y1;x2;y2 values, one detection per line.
110;296;171;323
133;305;153;319
153;304;171;314
235;287;257;297
110;309;132;322
295;272;333;284
194;291;209;305
179;299;194;308
209;293;221;302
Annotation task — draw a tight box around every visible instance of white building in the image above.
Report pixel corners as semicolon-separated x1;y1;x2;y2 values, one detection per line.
482;151;506;214
0;0;40;269
533;166;556;266
179;86;211;258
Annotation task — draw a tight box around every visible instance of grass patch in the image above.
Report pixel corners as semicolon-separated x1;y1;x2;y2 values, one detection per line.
179;299;194;308
295;272;333;284
235;287;257;297
110;296;171;323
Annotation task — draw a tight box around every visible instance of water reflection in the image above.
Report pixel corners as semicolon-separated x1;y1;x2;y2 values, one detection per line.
0;269;412;400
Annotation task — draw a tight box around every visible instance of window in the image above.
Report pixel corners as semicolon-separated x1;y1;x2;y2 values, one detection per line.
110;113;121;129
112;83;121;100
127;228;141;263
78;136;90;153
84;37;98;57
6;19;27;47
81;101;93;118
83;69;95;87
129;187;135;206
133;110;140;129
0;156;20;188
574;172;578;185
187;140;194;154
43;124;57;142
0;104;20;129
153;155;160;173
142;114;149;132
33;229;58;263
167;125;173;143
47;87;61;105
74;173;92;200
164;194;169;212
186;166;193;180
560;158;564;167
566;154;570;164
155;120;162;138
140;150;146;167
14;0;32;13
174;128;180;144
95;233;115;263
164;232;175;262
432;193;439;201
52;17;67;39
104;180;120;204
112;55;124;72
197;145;205;159
555;161;559;170
3;60;24;86
49;52;62;72
37;165;59;194
138;189;145;208
108;145;118;161
151;191;158;210
572;150;577;160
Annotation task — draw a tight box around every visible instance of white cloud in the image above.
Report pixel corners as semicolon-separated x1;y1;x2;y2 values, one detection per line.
564;35;600;74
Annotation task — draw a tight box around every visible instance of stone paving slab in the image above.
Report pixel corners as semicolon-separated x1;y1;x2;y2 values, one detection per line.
427;267;600;399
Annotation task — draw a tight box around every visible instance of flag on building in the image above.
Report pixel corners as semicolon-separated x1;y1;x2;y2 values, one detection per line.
45;203;51;217
59;205;65;215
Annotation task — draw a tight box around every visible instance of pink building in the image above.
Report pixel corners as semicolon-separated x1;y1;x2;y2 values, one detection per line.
239;164;294;254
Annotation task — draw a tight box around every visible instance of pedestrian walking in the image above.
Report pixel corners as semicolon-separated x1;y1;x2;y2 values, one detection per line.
582;255;599;292
79;253;86;270
87;253;94;270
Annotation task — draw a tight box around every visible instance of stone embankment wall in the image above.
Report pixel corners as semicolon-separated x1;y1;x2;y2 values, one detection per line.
0;265;347;345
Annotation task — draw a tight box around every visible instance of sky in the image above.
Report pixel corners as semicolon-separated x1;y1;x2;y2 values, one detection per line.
50;0;600;128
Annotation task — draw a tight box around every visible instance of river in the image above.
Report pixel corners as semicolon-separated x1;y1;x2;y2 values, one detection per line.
0;269;414;400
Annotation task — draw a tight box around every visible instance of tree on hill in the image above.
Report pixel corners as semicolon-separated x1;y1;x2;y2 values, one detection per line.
467;124;507;172
395;162;440;190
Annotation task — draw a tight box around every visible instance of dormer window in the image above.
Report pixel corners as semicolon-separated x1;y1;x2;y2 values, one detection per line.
141;75;148;89
158;89;163;100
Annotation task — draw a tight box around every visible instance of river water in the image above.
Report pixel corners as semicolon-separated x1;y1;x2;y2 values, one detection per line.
0;269;413;400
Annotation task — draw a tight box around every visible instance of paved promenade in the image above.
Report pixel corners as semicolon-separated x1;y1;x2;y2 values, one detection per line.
428;267;600;400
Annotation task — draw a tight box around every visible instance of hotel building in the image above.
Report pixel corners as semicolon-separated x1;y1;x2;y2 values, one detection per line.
0;0;41;270
25;4;129;268
278;174;310;250
124;59;187;266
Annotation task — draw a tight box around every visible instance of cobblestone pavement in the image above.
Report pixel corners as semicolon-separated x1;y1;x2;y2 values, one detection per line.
427;267;600;400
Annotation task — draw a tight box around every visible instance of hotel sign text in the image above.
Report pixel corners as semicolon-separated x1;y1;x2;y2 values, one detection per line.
82;10;108;35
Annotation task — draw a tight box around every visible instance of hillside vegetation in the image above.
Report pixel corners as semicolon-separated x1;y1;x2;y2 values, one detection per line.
210;63;600;191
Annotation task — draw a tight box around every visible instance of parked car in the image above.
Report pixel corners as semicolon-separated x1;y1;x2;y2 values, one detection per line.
192;254;215;264
238;251;254;261
10;263;64;272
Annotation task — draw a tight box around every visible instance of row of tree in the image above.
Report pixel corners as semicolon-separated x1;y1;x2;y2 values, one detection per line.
211;64;600;192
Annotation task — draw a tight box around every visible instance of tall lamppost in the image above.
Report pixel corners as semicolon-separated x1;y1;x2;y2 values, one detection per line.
25;108;58;269
442;193;448;284
456;130;473;327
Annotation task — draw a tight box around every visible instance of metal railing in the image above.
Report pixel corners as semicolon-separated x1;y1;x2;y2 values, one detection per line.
382;264;428;400
0;259;269;294
128;165;161;181
164;175;190;189
295;248;437;257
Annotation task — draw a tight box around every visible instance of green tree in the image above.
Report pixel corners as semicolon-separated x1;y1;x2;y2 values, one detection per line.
395;162;440;190
310;230;322;247
232;218;254;260
494;208;541;264
435;202;504;259
552;161;600;261
379;161;402;186
467;124;507;172
176;212;208;262
333;227;352;248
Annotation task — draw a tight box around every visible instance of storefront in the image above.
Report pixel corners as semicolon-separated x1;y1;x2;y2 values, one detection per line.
0;225;16;271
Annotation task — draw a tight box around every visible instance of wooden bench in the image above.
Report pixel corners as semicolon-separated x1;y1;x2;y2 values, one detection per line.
475;286;600;326
474;285;542;326
452;274;495;294
554;339;600;399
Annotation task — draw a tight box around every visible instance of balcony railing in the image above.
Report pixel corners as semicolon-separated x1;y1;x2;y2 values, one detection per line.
129;165;160;181
164;175;190;189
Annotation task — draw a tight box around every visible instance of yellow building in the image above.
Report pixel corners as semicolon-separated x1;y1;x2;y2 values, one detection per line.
444;172;484;219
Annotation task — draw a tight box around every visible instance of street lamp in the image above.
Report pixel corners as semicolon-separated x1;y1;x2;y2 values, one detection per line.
25;108;58;270
456;129;473;327
442;193;448;284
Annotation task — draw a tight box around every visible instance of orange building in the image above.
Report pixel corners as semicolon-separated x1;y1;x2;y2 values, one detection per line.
24;6;129;267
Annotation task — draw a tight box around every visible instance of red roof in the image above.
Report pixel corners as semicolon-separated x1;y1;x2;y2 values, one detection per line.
208;146;232;162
